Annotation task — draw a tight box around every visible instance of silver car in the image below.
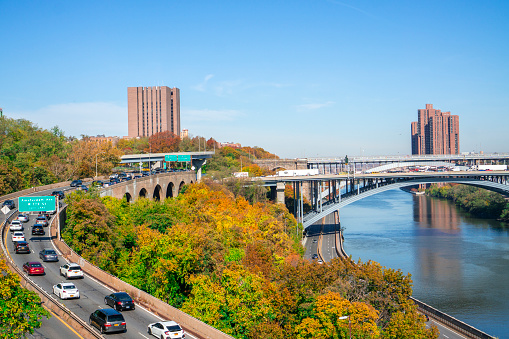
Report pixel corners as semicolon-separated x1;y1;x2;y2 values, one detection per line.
39;248;58;262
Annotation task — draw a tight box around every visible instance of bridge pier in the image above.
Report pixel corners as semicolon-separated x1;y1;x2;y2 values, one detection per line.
276;181;285;205
192;158;207;181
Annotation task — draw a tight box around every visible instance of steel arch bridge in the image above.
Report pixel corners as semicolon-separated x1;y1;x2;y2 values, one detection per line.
302;176;509;229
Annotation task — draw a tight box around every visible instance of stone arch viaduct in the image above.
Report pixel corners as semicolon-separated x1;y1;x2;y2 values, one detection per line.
99;171;196;202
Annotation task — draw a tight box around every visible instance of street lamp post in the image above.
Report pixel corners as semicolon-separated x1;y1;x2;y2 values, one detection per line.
338;315;351;339
95;151;106;179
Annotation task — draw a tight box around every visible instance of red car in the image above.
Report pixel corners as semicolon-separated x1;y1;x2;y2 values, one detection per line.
23;262;45;275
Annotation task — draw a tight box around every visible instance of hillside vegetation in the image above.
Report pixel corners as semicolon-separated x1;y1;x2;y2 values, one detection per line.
63;183;438;339
426;184;509;222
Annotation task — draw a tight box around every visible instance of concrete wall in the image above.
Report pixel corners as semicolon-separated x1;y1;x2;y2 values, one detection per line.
52;209;234;339
100;172;195;201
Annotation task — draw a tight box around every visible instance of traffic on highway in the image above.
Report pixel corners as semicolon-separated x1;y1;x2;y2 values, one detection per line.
2;185;192;339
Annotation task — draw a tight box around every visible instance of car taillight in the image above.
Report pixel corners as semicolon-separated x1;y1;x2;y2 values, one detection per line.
121;322;126;326
104;324;112;327
164;331;170;335
62;291;67;293
117;301;122;305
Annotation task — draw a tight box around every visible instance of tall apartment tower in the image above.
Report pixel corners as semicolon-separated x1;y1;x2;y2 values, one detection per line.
411;104;460;155
127;86;180;138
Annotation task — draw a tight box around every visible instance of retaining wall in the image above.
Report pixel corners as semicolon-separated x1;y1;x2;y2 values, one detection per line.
53;207;234;339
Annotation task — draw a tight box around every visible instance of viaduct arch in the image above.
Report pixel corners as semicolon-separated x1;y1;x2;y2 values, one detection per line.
100;172;195;202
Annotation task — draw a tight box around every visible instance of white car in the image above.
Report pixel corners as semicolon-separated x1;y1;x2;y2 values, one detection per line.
59;263;84;279
17;214;29;223
11;231;25;242
9;220;23;231
53;282;80;299
148;321;185;339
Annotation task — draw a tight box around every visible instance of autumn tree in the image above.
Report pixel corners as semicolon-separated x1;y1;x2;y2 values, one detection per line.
0;260;50;338
147;131;181;153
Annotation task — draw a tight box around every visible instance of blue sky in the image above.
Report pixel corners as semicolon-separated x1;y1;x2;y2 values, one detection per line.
1;1;508;158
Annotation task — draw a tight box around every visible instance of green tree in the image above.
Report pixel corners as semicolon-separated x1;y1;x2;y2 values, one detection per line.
0;260;50;338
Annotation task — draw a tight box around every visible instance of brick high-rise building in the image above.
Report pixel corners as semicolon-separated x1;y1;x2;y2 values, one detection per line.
411;104;460;155
128;86;180;138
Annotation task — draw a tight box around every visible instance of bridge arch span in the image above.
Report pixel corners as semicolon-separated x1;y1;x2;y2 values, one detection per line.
153;184;162;201
178;181;186;193
123;192;132;202
139;187;147;199
166;182;175;198
303;177;509;229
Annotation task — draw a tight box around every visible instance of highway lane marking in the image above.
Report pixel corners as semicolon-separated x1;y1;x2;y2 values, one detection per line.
43;305;84;339
139;333;150;339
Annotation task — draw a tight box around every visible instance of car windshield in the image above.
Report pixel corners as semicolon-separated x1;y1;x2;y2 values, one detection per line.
11;221;20;224
31;263;42;267
107;314;124;322
45;250;56;254
69;265;81;270
115;293;132;301
37;216;46;220
63;285;75;290
166;325;182;332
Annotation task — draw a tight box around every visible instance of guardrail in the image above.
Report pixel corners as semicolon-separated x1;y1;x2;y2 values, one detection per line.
52;208;235;339
0;209;103;339
410;297;494;339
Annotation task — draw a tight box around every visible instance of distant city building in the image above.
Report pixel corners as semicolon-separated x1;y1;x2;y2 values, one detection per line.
411;104;460;155
220;142;241;149
180;129;188;139
128;86;180;138
86;135;120;146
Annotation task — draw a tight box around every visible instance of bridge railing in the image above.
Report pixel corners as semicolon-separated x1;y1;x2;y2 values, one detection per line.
410;297;494;339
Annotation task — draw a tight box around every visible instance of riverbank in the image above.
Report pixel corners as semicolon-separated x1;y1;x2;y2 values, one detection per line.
425;184;509;222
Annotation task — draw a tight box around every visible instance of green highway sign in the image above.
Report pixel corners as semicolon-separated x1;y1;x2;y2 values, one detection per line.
19;196;56;212
165;155;178;162
178;154;191;162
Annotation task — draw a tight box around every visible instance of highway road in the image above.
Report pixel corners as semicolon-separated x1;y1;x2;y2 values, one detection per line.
303;213;338;262
3;187;197;339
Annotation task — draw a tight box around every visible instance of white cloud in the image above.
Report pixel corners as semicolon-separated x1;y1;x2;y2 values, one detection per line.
182;108;242;122
9;102;127;137
192;74;214;92
295;101;335;111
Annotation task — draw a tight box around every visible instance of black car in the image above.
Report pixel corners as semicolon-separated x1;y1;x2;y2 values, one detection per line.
89;309;126;334
70;179;82;187
2;200;15;209
39;248;58;262
51;190;65;200
32;225;45;236
104;292;135;311
14;241;30;254
109;178;120;184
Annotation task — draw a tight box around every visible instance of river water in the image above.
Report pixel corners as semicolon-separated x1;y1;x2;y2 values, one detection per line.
340;189;509;338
